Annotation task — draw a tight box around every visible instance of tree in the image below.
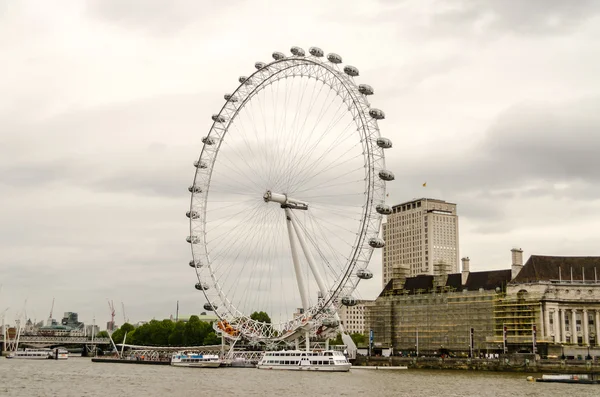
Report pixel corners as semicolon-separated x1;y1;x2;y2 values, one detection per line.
350;333;366;346
329;333;343;345
203;331;220;345
96;331;109;338
250;311;271;324
168;321;186;346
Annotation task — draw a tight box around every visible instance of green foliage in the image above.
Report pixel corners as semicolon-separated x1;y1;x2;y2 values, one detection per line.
350;332;366;346
328;332;366;346
104;317;219;347
329;333;343;345
250;311;271;324
110;323;136;344
203;331;220;345
96;331;109;338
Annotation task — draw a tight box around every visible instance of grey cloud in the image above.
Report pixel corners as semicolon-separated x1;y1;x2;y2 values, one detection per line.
433;0;600;36
393;97;600;196
85;0;242;34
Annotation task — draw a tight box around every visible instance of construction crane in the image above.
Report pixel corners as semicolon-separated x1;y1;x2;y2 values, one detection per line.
108;300;116;333
121;302;129;324
47;298;55;326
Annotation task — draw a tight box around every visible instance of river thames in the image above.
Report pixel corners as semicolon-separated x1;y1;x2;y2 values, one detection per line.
1;357;598;397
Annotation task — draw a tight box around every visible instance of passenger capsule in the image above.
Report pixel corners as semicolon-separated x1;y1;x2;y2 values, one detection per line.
377;137;392;149
358;84;374;95
255;61;266;70
195;282;209;291
212;114;226;123
202;136;215;145
369;108;385;120
239;76;252;85
375;204;392;215
188;185;202;193
309;47;324;57
341;296;358;307
224;94;239;102
369;237;385;248
189;260;202;268
357;268;374;280
343;65;359;77
322;318;339;327
327;53;342;64
203;302;217;311
186;210;199;219
290;46;305;56
194;160;207;169
378;170;395;181
272;52;285;60
186;235;200;244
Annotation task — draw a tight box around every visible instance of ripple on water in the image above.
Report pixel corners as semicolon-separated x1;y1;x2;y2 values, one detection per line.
1;358;599;397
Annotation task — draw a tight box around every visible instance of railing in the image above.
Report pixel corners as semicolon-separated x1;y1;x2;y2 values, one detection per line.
3;335;111;344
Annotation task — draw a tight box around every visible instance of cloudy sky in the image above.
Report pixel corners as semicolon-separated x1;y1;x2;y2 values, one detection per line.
1;0;599;327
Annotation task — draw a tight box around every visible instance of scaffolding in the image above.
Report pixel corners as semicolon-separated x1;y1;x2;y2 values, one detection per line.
365;285;547;354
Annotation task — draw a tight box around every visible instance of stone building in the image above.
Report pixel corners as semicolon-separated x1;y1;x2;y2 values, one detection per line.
508;255;600;350
365;250;600;356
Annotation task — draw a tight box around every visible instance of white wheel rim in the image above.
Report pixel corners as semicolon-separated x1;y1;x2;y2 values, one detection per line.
189;53;387;341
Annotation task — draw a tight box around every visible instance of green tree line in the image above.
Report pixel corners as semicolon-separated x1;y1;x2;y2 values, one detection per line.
109;316;220;346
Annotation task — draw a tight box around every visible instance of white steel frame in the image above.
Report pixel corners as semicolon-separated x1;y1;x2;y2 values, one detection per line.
188;52;388;343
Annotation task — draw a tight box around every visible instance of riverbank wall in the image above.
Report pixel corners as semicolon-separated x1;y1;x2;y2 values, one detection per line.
354;354;600;374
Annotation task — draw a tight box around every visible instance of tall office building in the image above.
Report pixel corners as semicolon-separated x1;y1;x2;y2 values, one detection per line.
382;198;459;287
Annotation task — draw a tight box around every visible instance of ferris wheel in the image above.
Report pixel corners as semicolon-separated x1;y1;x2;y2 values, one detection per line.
186;46;394;346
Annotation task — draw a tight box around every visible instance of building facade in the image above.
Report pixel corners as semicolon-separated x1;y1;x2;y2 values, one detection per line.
338;300;371;334
382;198;459;287
366;250;600;356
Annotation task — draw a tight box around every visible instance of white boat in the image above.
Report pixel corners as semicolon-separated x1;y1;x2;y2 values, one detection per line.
171;352;222;368
49;348;69;360
6;348;51;360
257;350;351;372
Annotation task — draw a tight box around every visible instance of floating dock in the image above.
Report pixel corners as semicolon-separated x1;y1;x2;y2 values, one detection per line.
352;366;408;370
91;358;170;366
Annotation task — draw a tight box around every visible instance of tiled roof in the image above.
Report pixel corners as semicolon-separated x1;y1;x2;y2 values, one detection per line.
464;270;512;291
512;255;600;284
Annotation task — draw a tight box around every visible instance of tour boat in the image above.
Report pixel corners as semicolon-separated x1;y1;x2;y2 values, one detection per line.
6;348;52;360
171;352;222;368
530;374;599;384
257;350;351;372
49;348;69;360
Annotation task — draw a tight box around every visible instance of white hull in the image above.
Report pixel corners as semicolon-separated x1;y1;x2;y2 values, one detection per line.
6;355;49;360
257;364;351;372
171;361;221;368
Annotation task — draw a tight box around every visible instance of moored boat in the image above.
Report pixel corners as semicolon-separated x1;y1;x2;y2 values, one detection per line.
171;352;222;368
6;348;51;360
530;374;599;384
49;348;69;360
257;350;351;372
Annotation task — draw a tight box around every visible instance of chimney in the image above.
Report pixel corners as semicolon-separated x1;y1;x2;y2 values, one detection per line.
461;257;470;285
392;264;410;290
511;248;523;280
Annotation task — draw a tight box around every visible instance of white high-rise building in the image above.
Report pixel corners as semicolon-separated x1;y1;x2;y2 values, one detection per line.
338;300;371;335
382;198;459;287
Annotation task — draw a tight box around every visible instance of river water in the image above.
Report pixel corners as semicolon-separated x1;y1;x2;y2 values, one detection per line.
1;357;598;397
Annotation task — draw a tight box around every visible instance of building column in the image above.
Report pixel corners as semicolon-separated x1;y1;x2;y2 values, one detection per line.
572;309;578;344
544;305;550;340
596;310;600;347
560;308;567;343
553;310;559;343
583;309;589;345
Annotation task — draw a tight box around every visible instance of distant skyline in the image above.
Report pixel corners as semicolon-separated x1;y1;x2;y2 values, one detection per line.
1;0;600;326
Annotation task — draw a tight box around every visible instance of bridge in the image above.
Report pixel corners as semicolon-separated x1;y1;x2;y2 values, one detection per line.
1;335;111;351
